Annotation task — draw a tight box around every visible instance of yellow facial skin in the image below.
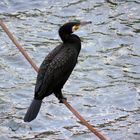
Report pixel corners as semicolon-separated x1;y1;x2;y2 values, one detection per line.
72;25;80;32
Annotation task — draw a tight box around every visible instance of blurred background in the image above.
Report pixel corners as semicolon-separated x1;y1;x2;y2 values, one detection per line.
0;0;140;139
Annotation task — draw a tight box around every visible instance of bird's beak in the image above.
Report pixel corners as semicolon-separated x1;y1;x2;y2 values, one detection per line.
80;21;92;26
72;21;92;32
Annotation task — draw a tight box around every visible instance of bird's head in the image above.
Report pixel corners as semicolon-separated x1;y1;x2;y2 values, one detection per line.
59;21;92;34
59;21;92;42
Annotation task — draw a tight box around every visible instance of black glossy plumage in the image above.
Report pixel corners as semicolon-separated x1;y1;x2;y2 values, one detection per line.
24;21;88;122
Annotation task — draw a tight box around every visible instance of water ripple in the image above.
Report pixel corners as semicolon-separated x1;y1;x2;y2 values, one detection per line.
0;0;140;140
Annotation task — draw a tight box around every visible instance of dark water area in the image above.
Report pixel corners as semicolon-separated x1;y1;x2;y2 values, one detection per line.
0;0;140;139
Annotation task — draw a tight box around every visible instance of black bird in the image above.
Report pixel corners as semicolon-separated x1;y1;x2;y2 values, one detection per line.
24;21;91;122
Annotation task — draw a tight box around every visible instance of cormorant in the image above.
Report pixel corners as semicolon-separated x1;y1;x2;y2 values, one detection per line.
24;21;91;122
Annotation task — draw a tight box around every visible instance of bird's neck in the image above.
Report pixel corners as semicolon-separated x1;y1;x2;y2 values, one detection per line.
59;30;81;44
59;32;81;52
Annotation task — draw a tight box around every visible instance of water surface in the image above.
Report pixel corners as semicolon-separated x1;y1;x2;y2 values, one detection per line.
0;0;140;139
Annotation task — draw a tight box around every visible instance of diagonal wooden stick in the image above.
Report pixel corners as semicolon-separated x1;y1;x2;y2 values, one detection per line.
0;19;108;140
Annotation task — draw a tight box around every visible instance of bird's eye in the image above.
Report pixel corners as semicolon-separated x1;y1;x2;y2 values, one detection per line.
72;25;80;32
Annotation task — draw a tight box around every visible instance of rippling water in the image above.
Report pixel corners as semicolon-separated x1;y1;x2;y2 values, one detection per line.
0;0;140;140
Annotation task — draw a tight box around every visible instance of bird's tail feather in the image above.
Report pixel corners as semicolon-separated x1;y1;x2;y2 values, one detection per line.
24;99;42;122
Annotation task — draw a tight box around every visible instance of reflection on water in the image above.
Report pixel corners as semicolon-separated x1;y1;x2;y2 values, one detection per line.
0;0;140;139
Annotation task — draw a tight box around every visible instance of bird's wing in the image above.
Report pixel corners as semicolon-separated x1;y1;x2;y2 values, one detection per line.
35;45;62;94
35;46;78;98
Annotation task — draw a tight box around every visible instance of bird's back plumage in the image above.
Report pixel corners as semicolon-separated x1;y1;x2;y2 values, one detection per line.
24;43;80;122
35;44;79;100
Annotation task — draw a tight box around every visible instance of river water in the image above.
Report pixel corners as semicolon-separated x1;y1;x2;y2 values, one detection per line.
0;0;140;140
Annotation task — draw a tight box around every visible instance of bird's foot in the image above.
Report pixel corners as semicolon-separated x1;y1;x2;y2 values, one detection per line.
59;97;67;103
54;92;67;103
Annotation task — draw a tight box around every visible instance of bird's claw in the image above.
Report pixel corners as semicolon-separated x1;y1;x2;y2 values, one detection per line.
59;97;67;103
